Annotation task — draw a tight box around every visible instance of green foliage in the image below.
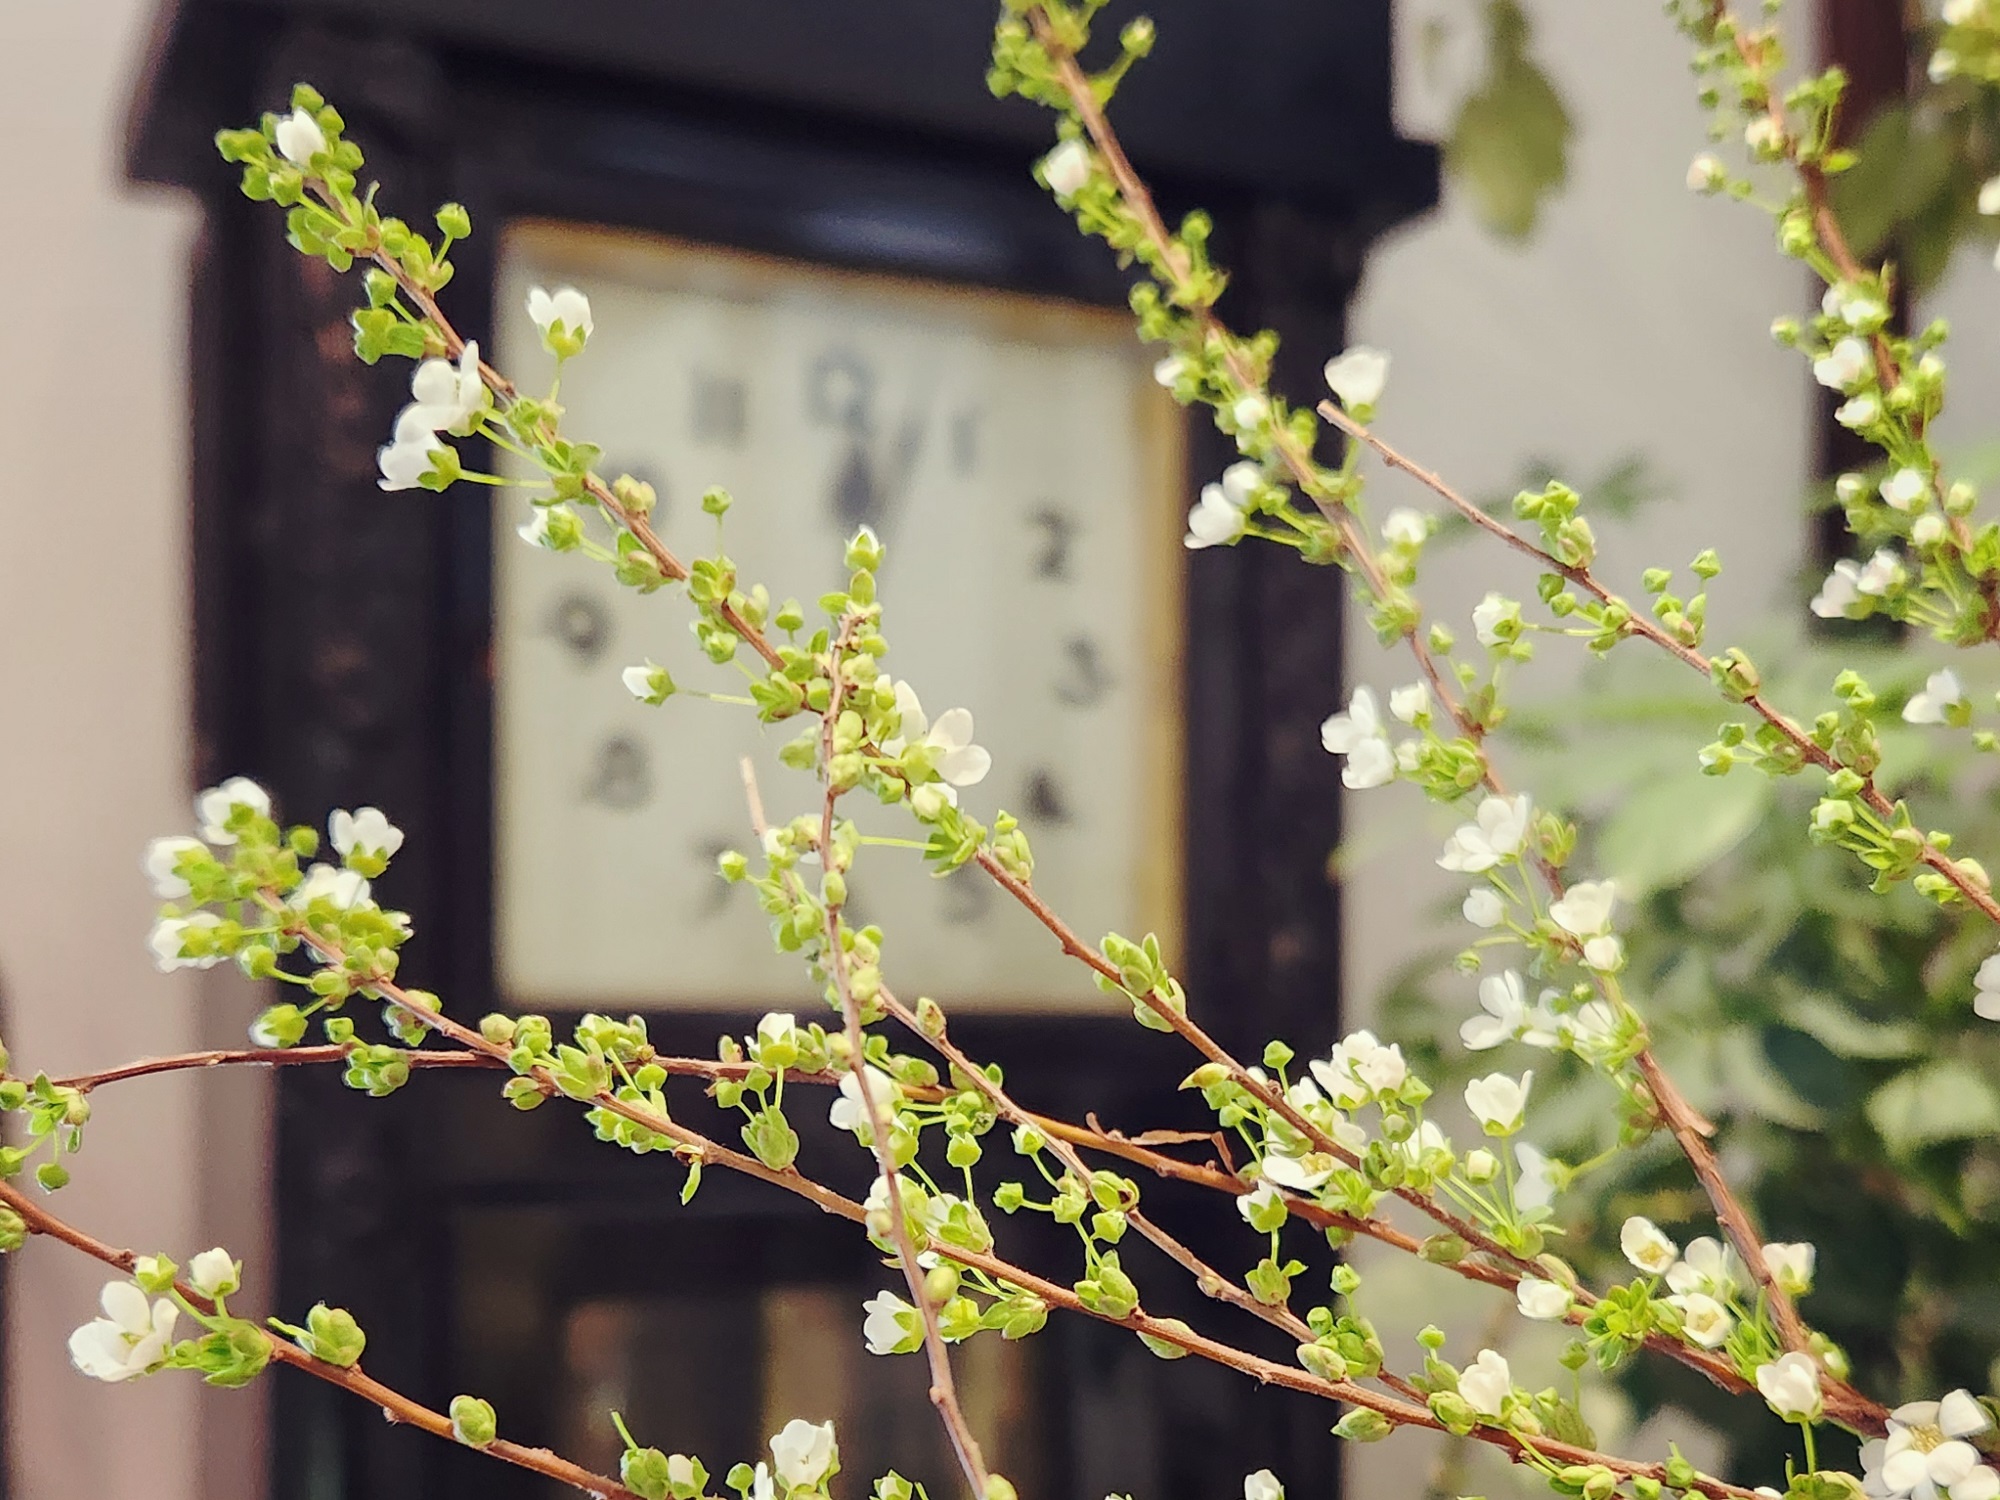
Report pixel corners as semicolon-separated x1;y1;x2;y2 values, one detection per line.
1445;0;1574;240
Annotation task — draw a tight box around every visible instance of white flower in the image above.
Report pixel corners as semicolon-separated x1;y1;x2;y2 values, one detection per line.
1866;1391;2000;1500
1666;1236;1741;1297
148;912;224;972
517;504;569;550
1153;354;1188;388
1232;394;1270;433
1040;139;1093;198
188;1247;241;1300
769;1419;837;1490
1388;682;1431;724
1320;687;1396;790
1946;0;1981;26
1812;559;1864;619
1261;1151;1336;1191
1516;1277;1571;1320
1744;115;1786;155
1838;392;1884;429
1184;481;1248;549
1857;549;1906;596
1904;669;1966;726
526;285;593;344
1763;1241;1816;1295
377;403;444;492
1458;1348;1513;1418
1915;514;1948;547
862;1291;921;1356
1514;1142;1557;1211
1620;1216;1678;1275
1882;468;1932;513
1462;971;1529;1049
623;662;673;705
1932;49;1961;84
1550;880;1615;940
1981;175;2000;216
1814;337;1872;391
273;107;327;165
1309;1030;1406;1106
829;1065;899;1139
890;682;991;788
1472;592;1513;647
1757;1351;1824;1421
1823;285;1888;331
329;807;404;862
1670;1292;1733;1348
758;1012;798;1049
143;836;208;899
1220;462;1262;507
752;1464;776;1500
1975;952;2000;1021
68;1280;178;1382
1464;1071;1531;1133
1687;153;1725;193
1244;1470;1285;1500
1323;346;1390;410
1561;1000;1620;1063
293;862;370;911
410;341;487;435
1462;887;1505;931
1237;1183;1285;1225
1438;794;1533;872
196;776;271;843
1382;508;1428;547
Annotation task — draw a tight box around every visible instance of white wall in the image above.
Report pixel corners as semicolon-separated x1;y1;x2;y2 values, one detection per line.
0;0;207;1495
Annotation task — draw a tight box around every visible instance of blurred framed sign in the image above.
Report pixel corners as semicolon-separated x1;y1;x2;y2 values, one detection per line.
491;225;1184;1012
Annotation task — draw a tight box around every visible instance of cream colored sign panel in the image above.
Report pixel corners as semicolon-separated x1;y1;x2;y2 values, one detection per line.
493;224;1182;1011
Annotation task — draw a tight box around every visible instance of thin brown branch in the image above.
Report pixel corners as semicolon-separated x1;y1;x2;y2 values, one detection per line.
0;1176;642;1499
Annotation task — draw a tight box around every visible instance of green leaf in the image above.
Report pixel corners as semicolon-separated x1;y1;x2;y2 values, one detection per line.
1779;994;1924;1060
1596;767;1767;898
1867;1061;2000;1154
1444;0;1572;241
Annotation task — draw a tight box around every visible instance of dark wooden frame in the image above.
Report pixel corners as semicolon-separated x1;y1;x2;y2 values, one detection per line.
129;7;1435;1498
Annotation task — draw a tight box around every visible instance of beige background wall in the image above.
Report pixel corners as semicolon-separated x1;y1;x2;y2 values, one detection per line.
0;0;208;1494
0;0;1993;1497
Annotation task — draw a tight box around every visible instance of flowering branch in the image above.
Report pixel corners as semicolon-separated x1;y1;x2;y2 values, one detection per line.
1009;1;1864;1386
0;1176;644;1500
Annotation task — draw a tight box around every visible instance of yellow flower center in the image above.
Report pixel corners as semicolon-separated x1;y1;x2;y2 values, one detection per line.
1909;1424;1947;1454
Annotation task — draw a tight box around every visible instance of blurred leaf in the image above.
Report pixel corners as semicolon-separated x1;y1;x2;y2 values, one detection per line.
1597;771;1769;899
1719;1027;1826;1130
1867;1062;2000;1154
1444;0;1571;240
1828;105;1960;294
1778;993;1925;1060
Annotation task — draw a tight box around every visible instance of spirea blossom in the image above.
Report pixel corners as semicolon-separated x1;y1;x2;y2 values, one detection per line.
1980;175;2000;216
1975;952;2000;1021
68;1280;177;1382
1323;346;1390;410
409;341;488;435
1457;1348;1513;1417
1763;1241;1816;1294
1903;669;1966;726
188;1247;241;1300
329;807;404;862
1462;886;1505;930
829;1065;900;1139
273;107;326;165
1244;1471;1285;1500
1464;1071;1531;1133
1881;468;1932;513
1516;1277;1572;1320
1549;880;1621;970
1813;337;1872;391
1382;508;1428;547
862;1291;921;1355
1309;1030;1406;1107
1665;1236;1740;1297
143;836;208;899
1438;794;1532;872
196;776;271;843
1620;1216;1678;1275
1670;1291;1733;1348
1461;970;1558;1050
1040;139;1093;198
1756;1351;1824;1421
1320;687;1395;790
526;285;593;344
888;682;991;789
1862;1392;1998;1500
148;912;225;972
769;1419;837;1490
1184;480;1248;549
377;403;444;492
